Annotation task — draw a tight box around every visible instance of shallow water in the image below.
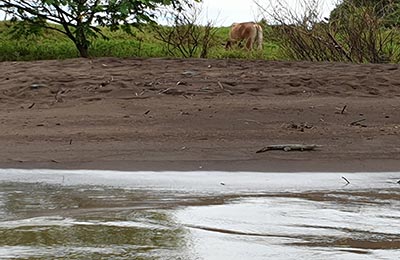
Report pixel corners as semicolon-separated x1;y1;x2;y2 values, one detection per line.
0;169;399;259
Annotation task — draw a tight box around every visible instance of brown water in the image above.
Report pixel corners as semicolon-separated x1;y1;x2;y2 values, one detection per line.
0;169;399;259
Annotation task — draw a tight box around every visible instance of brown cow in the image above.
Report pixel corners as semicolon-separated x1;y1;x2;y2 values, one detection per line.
225;22;263;50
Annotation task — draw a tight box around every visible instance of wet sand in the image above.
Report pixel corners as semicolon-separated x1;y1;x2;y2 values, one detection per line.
1;58;400;171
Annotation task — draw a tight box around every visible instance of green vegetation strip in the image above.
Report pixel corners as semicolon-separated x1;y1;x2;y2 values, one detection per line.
0;22;281;61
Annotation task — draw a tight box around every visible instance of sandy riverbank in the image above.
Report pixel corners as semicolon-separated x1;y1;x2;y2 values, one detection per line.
1;58;400;172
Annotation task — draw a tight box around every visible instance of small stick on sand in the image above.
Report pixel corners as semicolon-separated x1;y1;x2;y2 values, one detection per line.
217;81;234;95
350;118;366;126
237;119;263;125
159;88;171;94
341;105;347;114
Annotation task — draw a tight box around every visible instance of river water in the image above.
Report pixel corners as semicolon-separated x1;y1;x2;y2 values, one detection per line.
0;169;399;259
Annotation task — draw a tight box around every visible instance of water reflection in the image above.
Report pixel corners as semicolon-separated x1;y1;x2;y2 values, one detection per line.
176;193;400;260
0;170;399;259
0;182;195;259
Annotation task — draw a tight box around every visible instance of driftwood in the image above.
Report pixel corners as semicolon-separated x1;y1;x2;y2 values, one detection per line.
256;144;321;153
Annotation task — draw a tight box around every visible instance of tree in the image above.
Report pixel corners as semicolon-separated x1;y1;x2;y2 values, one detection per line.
0;0;198;58
330;0;400;27
153;2;218;58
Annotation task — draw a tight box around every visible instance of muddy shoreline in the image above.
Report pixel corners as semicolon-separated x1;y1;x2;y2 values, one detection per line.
2;158;400;173
1;58;400;172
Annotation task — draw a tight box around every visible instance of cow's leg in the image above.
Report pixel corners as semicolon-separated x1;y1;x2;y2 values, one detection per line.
246;37;254;50
225;40;232;49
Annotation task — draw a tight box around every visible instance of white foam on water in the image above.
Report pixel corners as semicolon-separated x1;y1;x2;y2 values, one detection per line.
0;168;398;194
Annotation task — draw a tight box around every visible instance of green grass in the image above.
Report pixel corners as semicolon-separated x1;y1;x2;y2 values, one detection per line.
0;21;282;61
211;43;281;60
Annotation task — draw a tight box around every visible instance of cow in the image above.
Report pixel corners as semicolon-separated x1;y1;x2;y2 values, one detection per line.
225;22;263;51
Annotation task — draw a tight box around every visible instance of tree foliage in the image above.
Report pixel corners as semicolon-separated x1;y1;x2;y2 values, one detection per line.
257;0;400;63
330;0;400;27
0;0;197;57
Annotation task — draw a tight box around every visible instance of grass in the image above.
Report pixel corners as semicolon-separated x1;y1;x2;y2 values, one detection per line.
0;21;282;61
